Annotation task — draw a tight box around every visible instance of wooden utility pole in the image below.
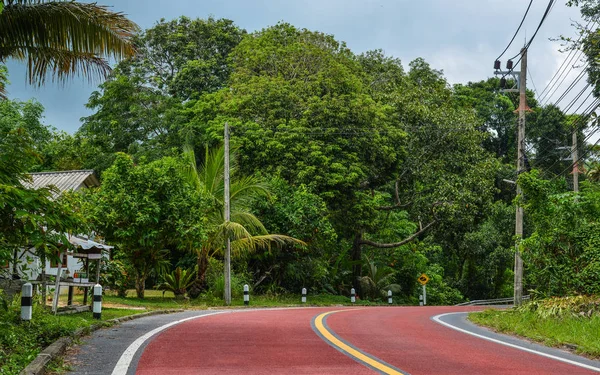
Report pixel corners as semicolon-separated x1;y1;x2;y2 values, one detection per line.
224;122;231;305
572;130;579;193
514;48;527;306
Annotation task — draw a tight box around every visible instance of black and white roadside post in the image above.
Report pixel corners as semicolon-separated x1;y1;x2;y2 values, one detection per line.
301;288;307;304
244;284;249;306
388;290;392;305
93;284;102;319
350;288;356;304
417;273;429;307
21;283;33;321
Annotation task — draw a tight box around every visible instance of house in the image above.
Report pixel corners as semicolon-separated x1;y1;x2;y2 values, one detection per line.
3;170;111;282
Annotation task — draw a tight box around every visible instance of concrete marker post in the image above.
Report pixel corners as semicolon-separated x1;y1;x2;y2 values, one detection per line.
243;284;249;306
419;294;423;307
350;288;356;304
21;282;33;321
423;284;427;306
301;288;307;303
93;284;102;319
388;290;392;305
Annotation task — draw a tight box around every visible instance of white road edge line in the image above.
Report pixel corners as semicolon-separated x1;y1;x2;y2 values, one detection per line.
110;306;334;375
111;311;228;375
432;312;600;373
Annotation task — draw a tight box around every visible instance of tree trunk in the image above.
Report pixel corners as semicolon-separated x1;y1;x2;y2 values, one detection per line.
135;274;146;299
188;248;209;299
351;230;363;297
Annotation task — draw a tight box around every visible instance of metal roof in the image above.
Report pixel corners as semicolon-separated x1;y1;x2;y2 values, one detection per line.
24;170;100;192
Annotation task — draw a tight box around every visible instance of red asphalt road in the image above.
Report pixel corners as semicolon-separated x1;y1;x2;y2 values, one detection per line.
136;306;597;374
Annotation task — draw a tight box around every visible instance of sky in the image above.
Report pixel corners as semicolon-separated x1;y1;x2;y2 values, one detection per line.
4;0;591;135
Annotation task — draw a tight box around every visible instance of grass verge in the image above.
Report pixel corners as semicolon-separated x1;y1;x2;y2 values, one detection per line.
0;305;143;375
61;289;394;309
469;308;600;358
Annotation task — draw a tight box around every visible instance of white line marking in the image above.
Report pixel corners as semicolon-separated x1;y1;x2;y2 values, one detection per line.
111;312;227;375
432;312;600;373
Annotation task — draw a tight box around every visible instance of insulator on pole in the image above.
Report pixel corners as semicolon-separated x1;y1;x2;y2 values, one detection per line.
494;60;501;70
500;77;507;88
506;60;514;70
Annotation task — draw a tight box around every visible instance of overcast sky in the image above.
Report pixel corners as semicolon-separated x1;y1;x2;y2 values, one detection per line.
4;0;590;134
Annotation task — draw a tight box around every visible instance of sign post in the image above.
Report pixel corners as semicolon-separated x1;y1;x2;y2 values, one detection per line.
417;273;429;306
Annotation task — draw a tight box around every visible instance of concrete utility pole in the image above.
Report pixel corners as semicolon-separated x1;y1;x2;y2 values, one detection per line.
572;130;579;193
494;49;527;306
514;47;527;306
224;122;231;305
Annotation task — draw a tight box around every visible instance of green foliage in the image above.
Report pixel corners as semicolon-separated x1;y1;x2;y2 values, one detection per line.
519;295;600;319
519;170;600;296
89;153;210;298
79;16;245;169
359;255;399;301
471;297;600;357
158;267;196;297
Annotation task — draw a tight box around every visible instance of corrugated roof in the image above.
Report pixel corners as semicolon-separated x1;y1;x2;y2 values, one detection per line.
24;170;100;193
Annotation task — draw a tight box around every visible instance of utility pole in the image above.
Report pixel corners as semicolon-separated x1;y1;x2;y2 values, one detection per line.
224;122;231;305
514;47;527;306
494;47;527;306
572;130;579;193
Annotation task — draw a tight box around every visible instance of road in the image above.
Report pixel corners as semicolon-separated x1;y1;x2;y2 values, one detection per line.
65;306;600;374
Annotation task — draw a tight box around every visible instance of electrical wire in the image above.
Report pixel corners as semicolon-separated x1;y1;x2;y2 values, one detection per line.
537;20;594;100
496;0;535;61
503;0;556;78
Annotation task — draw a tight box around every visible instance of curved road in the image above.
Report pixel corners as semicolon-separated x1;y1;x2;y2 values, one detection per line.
66;306;600;374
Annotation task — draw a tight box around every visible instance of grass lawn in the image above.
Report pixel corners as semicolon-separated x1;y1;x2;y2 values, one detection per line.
0;306;144;375
469;308;600;358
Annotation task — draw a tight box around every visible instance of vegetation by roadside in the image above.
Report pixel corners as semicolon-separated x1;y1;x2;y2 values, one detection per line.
469;296;600;358
61;289;407;309
0;304;143;375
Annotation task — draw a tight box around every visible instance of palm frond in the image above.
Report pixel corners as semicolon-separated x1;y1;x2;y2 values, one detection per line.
230;211;268;235
231;234;306;256
0;0;139;84
181;144;202;192
1;46;111;84
230;174;270;208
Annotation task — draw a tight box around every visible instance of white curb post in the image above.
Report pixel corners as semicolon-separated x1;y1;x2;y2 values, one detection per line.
243;284;249;306
301;288;307;303
93;284;102;319
419;294;423;307
388;290;392;305
350;288;356;304
21;283;33;321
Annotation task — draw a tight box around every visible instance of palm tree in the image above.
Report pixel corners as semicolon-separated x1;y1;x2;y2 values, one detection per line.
0;0;138;98
183;144;305;298
588;163;600;183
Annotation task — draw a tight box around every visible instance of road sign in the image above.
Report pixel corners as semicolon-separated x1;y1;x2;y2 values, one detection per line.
418;273;429;285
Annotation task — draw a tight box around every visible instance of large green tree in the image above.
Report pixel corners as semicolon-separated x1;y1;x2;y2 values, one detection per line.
90;153;209;298
79;16;245;168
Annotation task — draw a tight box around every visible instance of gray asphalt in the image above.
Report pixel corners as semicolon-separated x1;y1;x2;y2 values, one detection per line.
65;310;223;375
436;312;600;371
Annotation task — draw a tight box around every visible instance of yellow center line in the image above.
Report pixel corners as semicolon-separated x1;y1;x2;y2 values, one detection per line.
314;310;405;375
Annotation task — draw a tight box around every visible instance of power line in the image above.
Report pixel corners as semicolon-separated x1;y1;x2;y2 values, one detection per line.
502;0;556;78
496;0;535;61
537;20;594;100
